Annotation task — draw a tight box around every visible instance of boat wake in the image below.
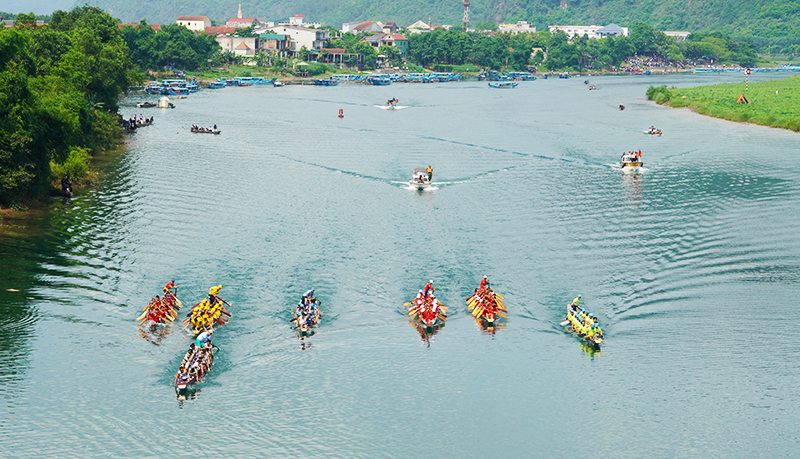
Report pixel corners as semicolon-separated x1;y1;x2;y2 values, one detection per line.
618;165;649;174
374;105;409;110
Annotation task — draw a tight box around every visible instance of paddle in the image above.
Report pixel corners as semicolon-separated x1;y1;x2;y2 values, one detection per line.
403;302;413;307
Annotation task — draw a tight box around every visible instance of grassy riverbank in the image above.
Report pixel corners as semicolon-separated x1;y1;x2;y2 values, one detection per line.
647;76;800;132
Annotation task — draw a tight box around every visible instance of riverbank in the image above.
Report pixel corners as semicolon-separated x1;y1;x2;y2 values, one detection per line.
647;75;800;132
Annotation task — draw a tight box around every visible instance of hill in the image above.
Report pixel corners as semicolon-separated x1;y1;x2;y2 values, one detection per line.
75;0;800;48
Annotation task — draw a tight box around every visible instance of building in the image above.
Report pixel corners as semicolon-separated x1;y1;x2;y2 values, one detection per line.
382;22;398;34
258;34;290;53
498;21;536;34
266;25;329;52
175;16;210;32
216;35;258;55
352;21;383;34
205;26;237;35
406;20;452;34
548;24;628;39
226;17;263;28
364;33;409;54
663;31;691;41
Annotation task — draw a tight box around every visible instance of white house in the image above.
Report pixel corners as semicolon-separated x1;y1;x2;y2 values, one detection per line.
175;16;211;32
216;36;258;55
548;24;628;39
498;21;536;34
663;31;691;41
266;25;329;51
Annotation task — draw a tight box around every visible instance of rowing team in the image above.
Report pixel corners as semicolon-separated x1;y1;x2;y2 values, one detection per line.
565;295;603;342
138;280;182;324
466;276;507;321
408;280;448;327
293;288;321;328
175;340;214;387
183;285;232;332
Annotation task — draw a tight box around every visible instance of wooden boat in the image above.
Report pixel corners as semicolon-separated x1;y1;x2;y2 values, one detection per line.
137;101;157;108
409;167;431;190
207;82;225;89
183;296;231;334
137;290;182;325
488;81;519;89
191;127;221;134
175;343;214;389
292;292;322;334
314;78;339;86
407;290;447;329
561;305;603;346
466;284;506;325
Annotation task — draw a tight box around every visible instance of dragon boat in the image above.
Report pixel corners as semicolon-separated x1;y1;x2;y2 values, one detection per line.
406;284;447;329
137;283;182;325
175;342;214;390
183;289;232;334
561;304;604;347
466;284;506;326
292;290;322;334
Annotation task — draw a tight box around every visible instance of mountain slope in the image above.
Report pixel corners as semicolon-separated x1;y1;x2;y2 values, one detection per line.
77;0;800;44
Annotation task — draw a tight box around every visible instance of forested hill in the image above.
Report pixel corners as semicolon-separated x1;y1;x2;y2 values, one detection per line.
79;0;800;46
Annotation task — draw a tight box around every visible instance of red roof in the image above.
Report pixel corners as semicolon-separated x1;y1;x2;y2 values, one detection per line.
391;34;407;40
176;16;209;21
227;18;257;22
205;27;237;34
118;23;161;31
235;42;251;49
354;21;375;30
324;48;346;54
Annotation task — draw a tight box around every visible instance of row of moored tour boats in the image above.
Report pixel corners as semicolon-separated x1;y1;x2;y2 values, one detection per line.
139;278;604;391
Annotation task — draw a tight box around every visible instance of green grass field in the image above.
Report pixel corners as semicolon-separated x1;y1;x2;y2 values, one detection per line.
648;75;800;132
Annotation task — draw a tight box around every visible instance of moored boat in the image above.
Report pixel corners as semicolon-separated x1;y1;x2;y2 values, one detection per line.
409;167;431;190
314;78;339;86
488;81;519;89
466;278;506;326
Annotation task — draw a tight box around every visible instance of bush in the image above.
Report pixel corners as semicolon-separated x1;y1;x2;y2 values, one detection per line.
307;62;330;76
51;147;91;181
646;85;672;103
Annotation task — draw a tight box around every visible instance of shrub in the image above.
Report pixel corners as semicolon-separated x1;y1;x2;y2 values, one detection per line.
307;62;330;76
51;147;91;181
646;85;671;103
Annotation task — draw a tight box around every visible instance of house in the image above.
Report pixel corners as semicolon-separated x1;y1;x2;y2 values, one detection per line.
406;20;451;34
216;35;258;55
278;14;321;29
594;23;627;38
258;34;290;53
352;21;383;34
175;16;210;32
382;22;398;34
548;24;628;39
226;17;263;29
204;27;237;35
341;22;363;33
498;21;536;34
364;33;409;54
663;31;691;41
266;25;329;52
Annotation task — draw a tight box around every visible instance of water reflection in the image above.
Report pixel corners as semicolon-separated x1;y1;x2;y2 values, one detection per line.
137;325;172;346
472;315;507;336
621;169;643;202
409;320;445;347
578;341;601;360
176;386;201;406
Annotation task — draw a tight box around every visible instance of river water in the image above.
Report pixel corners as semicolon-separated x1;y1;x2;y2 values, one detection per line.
2;73;799;458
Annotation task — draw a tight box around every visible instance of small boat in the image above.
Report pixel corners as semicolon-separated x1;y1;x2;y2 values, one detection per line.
366;76;391;86
406;283;447;329
190;127;221;134
207;82;225;89
273;80;284;87
645;127;662;136
561;304;603;347
175;342;214;389
620;150;643;169
137;101;157;108
314;78;339;86
466;281;506;326
292;290;322;334
488;81;519;89
409;167;431;190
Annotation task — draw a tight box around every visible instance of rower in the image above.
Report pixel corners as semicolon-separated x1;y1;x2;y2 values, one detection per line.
164;279;177;293
303;288;316;301
208;285;222;304
196;328;213;348
479;275;489;290
423;280;433;297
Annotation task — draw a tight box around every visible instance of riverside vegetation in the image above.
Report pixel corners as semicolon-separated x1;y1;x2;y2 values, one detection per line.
0;8;133;207
647;76;800;132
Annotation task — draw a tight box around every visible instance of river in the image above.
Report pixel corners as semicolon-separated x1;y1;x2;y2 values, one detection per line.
1;73;799;458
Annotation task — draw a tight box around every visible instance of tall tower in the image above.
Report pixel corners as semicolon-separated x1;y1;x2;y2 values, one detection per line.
237;3;242;18
463;1;470;31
